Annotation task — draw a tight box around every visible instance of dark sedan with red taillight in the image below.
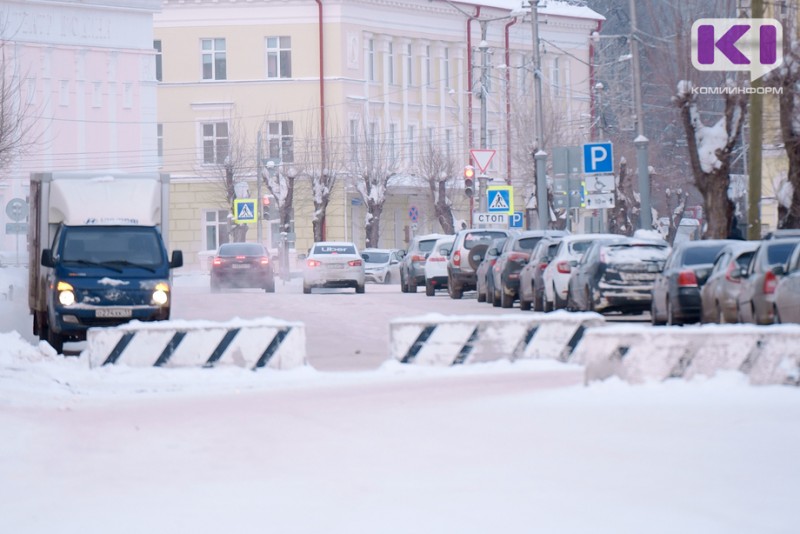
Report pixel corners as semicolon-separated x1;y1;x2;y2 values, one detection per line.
650;239;733;325
210;242;275;293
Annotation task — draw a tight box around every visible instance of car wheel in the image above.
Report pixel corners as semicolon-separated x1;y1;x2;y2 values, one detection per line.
500;288;514;309
384;273;392;285
651;297;665;326
449;282;463;300
425;280;435;297
356;283;365;294
400;272;409;293
265;280;276;293
303;284;311;294
666;297;680;326
47;327;64;355
407;277;418;293
553;284;566;310
541;291;552;313
492;290;501;308
533;287;543;312
519;297;531;311
477;287;486;303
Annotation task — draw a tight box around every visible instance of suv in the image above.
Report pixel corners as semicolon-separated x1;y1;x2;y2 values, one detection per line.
447;228;510;299
399;233;448;293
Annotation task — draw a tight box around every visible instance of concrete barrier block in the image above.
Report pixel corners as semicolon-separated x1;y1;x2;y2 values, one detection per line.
84;318;306;370
389;312;605;366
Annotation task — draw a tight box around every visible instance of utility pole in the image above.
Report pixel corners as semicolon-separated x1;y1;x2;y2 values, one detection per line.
478;27;490;216
629;0;651;230
748;0;763;240
531;1;548;230
256;130;263;243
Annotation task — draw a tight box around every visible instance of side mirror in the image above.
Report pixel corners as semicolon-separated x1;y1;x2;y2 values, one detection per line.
397;250;406;259
170;250;184;269
772;264;786;276
41;249;55;268
441;247;451;257
361;253;368;261
390;259;399;265
738;267;749;279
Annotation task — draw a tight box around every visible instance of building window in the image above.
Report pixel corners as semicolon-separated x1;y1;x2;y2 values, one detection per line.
425;46;431;87
59;80;69;106
202;122;229;164
387;42;395;85
92;82;102;108
551;57;560;97
154;40;162;81
405;44;413;87
267;36;292;78
202;38;226;80
268;121;294;163
368;39;375;82
445;128;453;159
157;123;163;161
407;125;415;165
349;119;360;162
205;209;230;251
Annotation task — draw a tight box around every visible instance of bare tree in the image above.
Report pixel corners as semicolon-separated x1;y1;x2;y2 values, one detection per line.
0;23;42;171
202;118;253;243
664;186;689;244
350;119;398;248
674;81;747;239
415;140;457;235
765;19;800;228
300;113;343;242
609;156;638;235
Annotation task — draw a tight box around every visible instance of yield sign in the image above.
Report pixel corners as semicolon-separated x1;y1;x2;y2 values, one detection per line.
470;149;496;173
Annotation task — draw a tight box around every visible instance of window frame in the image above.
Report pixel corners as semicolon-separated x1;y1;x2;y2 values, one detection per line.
266;36;292;79
201;38;227;81
202;121;230;165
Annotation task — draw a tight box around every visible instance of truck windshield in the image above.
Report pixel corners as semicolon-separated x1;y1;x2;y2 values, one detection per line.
61;226;164;267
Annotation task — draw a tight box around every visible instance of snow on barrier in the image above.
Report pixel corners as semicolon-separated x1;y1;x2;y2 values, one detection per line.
574;324;800;386
83;318;306;370
389;311;605;366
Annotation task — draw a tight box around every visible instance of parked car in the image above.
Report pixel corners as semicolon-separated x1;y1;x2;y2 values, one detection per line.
518;237;564;311
302;241;365;294
491;230;569;308
774;242;800;323
447;228;511;299
699;241;759;323
567;237;670;314
399;233;448;293
210;242;275;293
650;239;732;325
361;248;403;284
475;237;508;303
424;236;456;296
735;237;800;324
542;233;619;310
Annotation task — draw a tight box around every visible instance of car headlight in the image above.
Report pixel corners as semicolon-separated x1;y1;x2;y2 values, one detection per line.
57;281;75;306
152;282;170;306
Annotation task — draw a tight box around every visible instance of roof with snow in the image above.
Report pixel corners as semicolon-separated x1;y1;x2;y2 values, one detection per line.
451;0;605;22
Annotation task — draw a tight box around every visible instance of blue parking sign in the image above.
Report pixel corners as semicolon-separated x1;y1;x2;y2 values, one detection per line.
583;142;613;174
509;211;523;228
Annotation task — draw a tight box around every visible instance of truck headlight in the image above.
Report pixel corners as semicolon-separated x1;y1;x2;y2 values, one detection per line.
152;282;170;306
57;281;75;306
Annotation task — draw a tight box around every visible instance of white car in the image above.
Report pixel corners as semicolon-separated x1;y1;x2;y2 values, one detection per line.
362;248;403;284
302;241;366;294
424;236;455;296
542;233;619;310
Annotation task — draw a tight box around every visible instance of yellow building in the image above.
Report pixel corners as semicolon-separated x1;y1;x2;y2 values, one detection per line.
154;0;602;269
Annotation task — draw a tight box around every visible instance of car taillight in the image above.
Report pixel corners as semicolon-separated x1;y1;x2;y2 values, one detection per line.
763;271;778;294
453;250;461;267
348;259;362;267
236;255;246;260
677;270;698;287
212;257;222;266
307;259;321;268
557;261;571;274
538;262;548;271
260;256;270;265
509;252;529;263
412;254;427;263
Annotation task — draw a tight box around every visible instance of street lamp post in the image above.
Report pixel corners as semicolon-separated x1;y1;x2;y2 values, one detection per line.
530;0;548;230
478;37;490;216
628;0;651;230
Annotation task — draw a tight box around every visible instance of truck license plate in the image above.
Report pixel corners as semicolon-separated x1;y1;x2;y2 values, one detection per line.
96;308;133;318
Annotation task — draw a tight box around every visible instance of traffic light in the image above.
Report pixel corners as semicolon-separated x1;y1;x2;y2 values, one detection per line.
463;165;475;198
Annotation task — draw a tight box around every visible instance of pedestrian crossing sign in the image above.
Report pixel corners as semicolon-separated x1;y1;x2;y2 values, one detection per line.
487;186;513;214
233;199;258;224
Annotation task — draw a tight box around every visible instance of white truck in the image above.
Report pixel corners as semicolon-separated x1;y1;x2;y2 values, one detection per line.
28;172;183;353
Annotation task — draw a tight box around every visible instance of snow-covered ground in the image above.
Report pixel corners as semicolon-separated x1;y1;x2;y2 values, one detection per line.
2;266;799;533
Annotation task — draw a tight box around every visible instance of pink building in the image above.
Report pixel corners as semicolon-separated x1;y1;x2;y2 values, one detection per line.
0;0;161;264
